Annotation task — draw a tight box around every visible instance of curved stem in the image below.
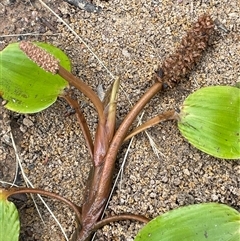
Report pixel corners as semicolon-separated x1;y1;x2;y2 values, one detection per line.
93;214;150;231
62;92;94;161
58;65;105;124
7;187;82;224
124;110;178;142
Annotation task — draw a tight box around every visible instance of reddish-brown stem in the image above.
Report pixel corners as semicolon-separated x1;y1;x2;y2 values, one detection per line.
93;214;150;231
93;77;120;166
78;81;163;241
62;92;94;161
58;65;105;125
7;188;82;225
76;213;149;241
97;82;163;199
124;109;178;142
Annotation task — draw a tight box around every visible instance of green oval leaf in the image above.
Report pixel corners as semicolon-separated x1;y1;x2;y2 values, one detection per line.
135;203;240;241
0;191;20;241
0;42;71;113
178;86;240;159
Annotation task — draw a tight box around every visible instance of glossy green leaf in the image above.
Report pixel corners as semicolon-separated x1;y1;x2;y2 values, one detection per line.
135;203;240;241
0;42;71;113
178;86;240;159
0;191;20;241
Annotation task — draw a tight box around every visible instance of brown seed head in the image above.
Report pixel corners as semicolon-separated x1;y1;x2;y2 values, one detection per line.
156;14;214;87
19;41;59;74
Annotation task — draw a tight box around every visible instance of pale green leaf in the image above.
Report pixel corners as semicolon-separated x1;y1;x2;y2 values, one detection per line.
0;192;20;241
0;42;71;113
178;86;240;159
135;203;240;241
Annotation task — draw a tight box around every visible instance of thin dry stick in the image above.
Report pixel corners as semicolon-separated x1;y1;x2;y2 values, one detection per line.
9;131;70;240
7;188;82;225
0;33;60;37
145;131;166;159
119;85;165;159
10;143;19;188
0;181;19;187
37;0;115;79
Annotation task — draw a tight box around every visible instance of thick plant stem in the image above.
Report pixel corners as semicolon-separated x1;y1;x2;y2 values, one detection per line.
78;82;163;240
93;77;120;166
97;82;163;199
62;92;94;161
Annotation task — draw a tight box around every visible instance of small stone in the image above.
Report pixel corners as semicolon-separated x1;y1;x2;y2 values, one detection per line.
122;48;131;58
20;124;27;133
150;192;156;198
23;118;34;127
211;194;219;201
2;134;11;145
228;13;238;18
2;0;15;6
162;176;168;183
173;178;181;186
183;168;190;176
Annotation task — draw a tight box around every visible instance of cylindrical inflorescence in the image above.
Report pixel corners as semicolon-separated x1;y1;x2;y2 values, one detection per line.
19;41;59;74
157;14;214;87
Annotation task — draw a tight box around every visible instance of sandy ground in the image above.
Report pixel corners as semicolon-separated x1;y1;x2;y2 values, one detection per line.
0;0;239;240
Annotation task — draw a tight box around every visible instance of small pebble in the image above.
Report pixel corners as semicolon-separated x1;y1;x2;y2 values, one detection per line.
23;118;34;128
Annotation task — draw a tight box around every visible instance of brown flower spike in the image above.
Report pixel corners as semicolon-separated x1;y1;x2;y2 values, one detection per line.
19;41;59;74
157;14;214;87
